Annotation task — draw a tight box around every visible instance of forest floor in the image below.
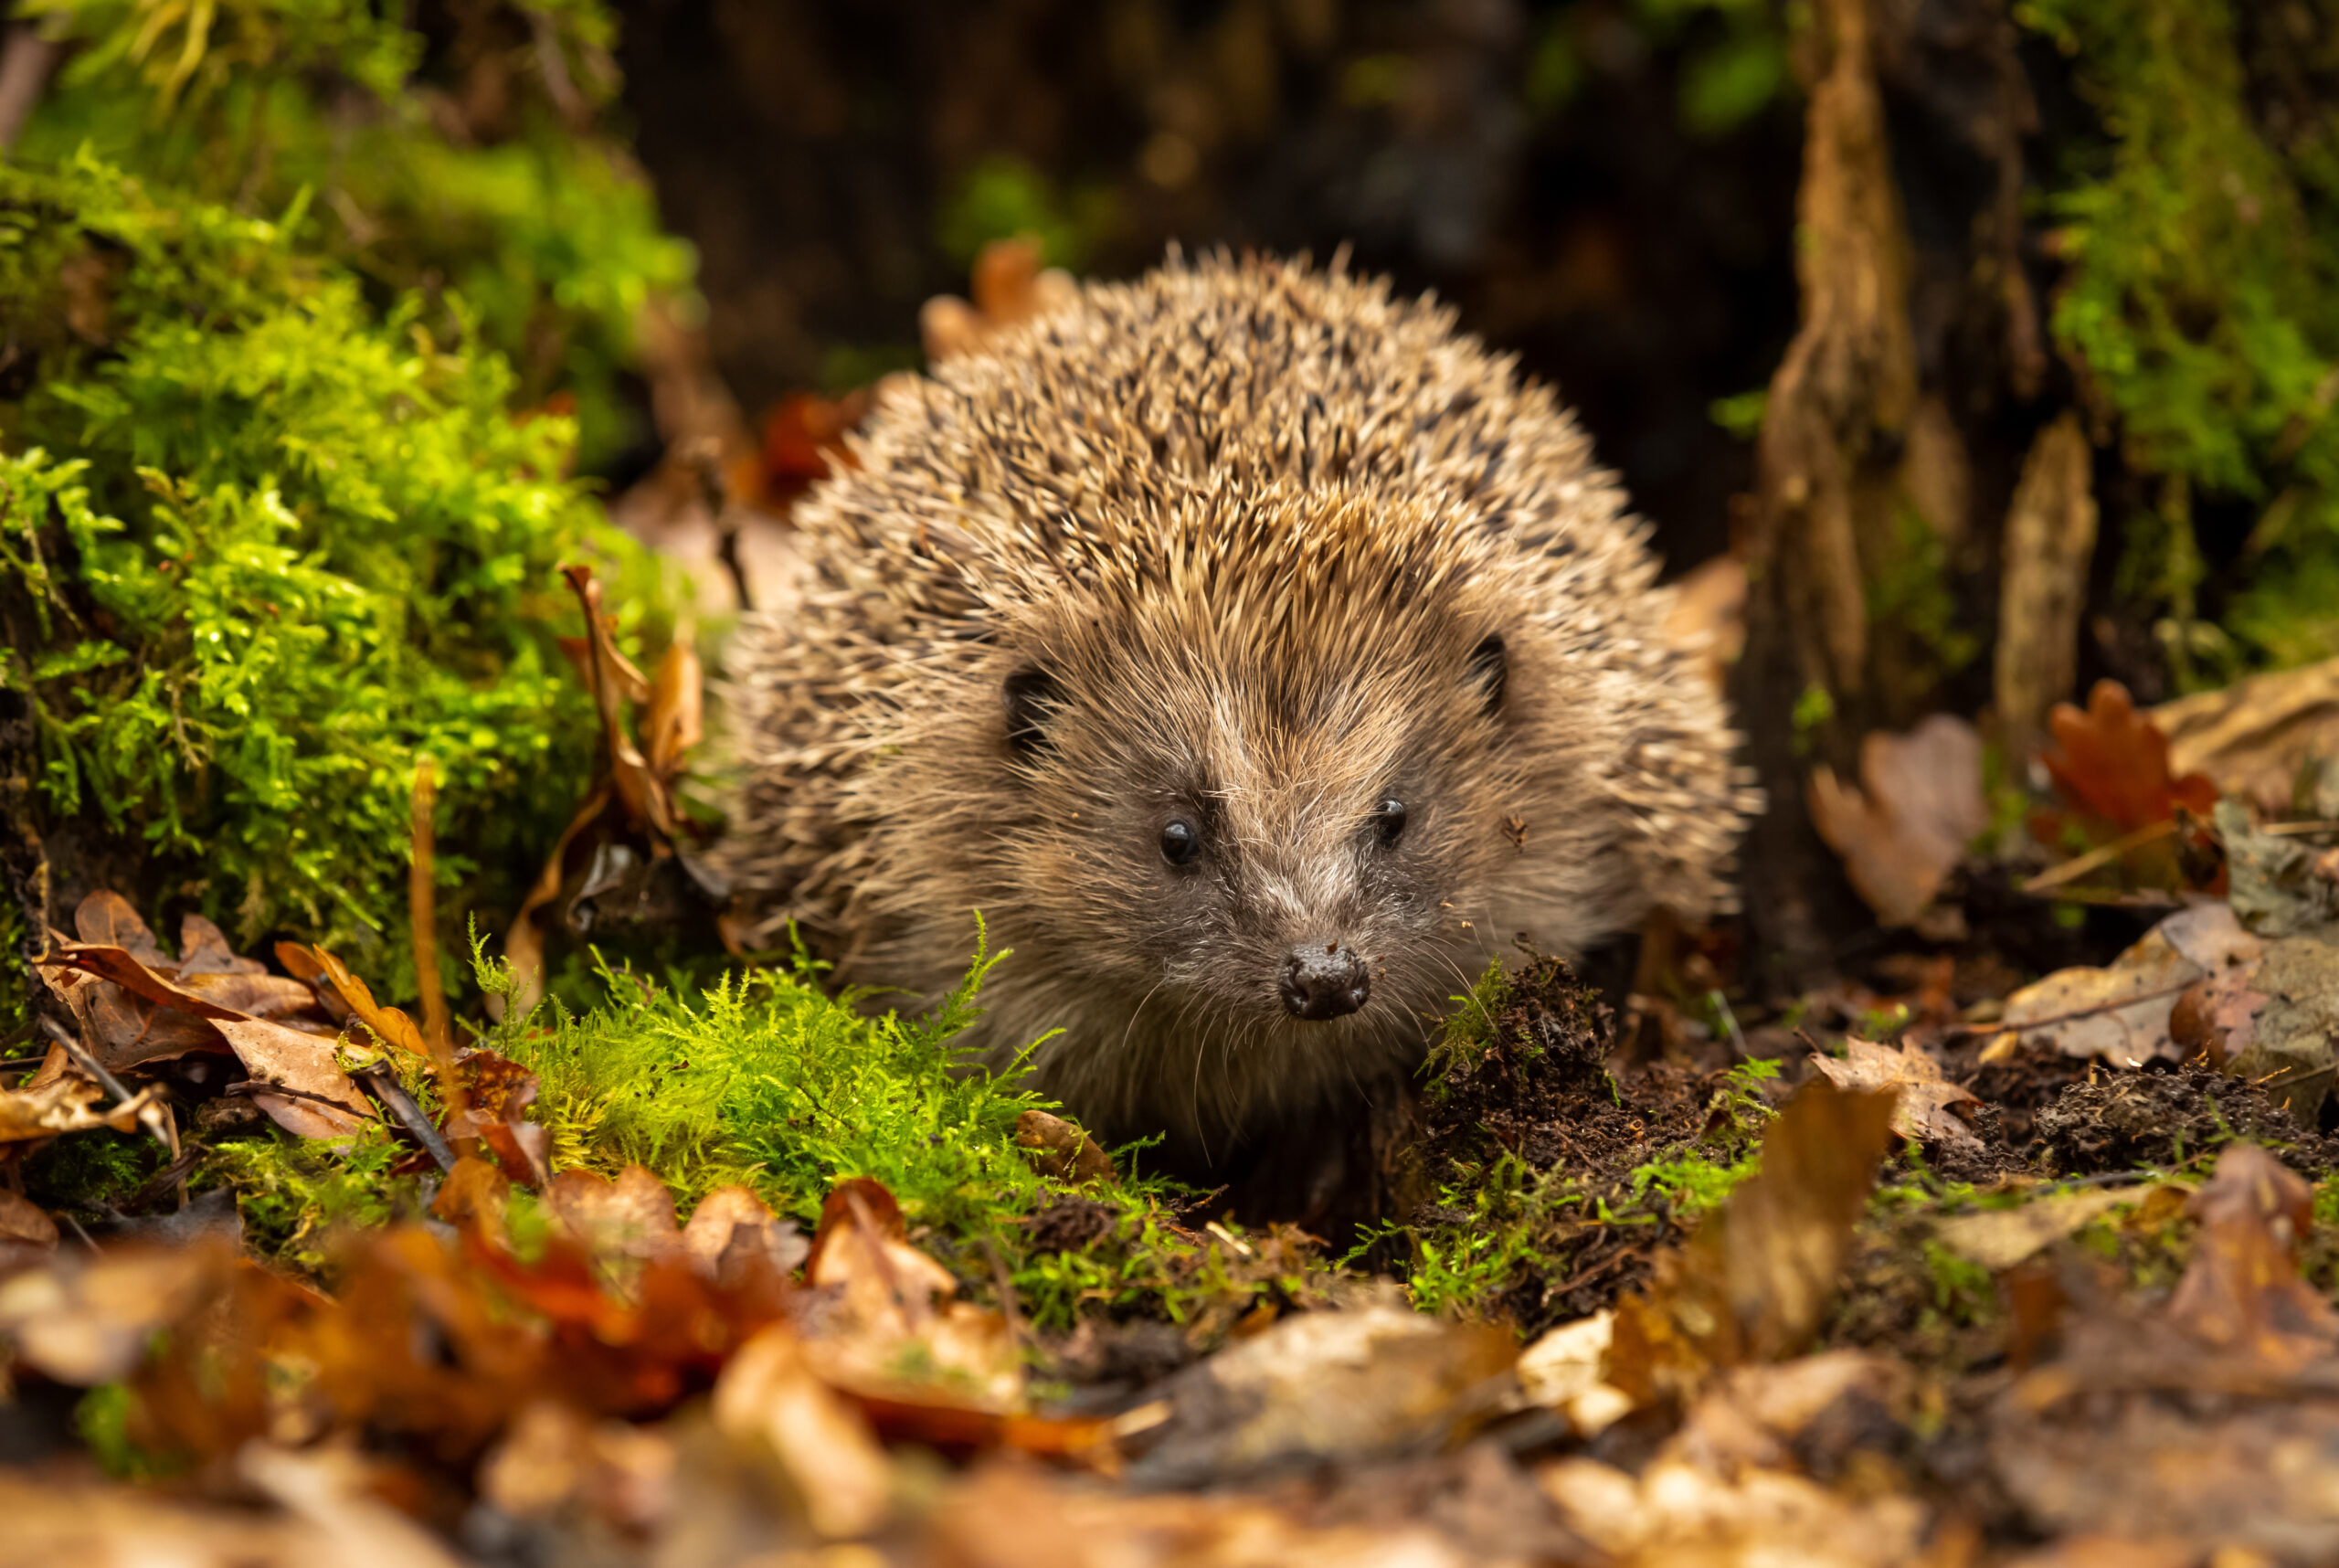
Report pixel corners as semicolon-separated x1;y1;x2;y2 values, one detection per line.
12;607;2339;1567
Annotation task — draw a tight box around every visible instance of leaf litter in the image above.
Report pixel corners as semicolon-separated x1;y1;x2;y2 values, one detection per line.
18;591;2339;1562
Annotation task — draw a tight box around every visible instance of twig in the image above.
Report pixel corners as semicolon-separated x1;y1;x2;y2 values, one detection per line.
1943;981;2194;1039
36;1015;173;1151
224;1080;376;1117
358;1062;457;1171
2021;819;2177;894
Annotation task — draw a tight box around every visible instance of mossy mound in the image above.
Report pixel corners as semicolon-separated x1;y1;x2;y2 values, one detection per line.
0;154;652;993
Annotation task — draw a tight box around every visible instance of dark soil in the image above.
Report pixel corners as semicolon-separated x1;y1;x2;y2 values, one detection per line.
2032;1061;2339;1177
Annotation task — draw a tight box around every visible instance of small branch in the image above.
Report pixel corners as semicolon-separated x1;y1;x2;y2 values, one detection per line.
358;1062;457;1171
37;1015;174;1153
2021;819;2177;895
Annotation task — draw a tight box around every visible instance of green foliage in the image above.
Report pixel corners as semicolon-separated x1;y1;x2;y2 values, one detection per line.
474;936;1217;1330
17;0;693;467
2018;0;2339;677
0;154;648;980
937;154;1106;273
201;1125;425;1273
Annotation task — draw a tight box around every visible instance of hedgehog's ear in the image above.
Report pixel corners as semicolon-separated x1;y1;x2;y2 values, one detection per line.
1466;634;1507;719
1002;664;1062;757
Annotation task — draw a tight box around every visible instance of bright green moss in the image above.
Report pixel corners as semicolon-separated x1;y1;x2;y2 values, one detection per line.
474;936;1221;1331
2018;0;2339;677
0;154;652;982
17;0;693;467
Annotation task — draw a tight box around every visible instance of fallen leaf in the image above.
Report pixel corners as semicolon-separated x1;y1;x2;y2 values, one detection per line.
2041;680;2218;834
450;1049;551;1186
1807;715;1985;927
1933;1187;2153;1271
2167;1142;2339;1371
682;1186;810;1287
1807;1036;1984;1151
714;1324;894;1539
1608;1080;1900;1404
311;947;429;1056
544;1165;681;1266
212;1017;371;1140
72;889;164;962
919;235;1079;362
1539;1450;1929;1567
0;1190;59;1274
1012;1108;1115;1185
2219;798;2339;938
1128;1302;1519;1488
1514;1310;1633;1436
48;943;248;1019
0;1240;234;1384
0;1073;155;1142
2001;901;2260;1064
2153;654;2339;817
176;913;265;976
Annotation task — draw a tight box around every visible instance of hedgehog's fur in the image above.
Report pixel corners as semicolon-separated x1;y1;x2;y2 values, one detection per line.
718;252;1756;1166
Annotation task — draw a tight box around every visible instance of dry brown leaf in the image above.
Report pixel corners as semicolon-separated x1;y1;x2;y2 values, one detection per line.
1807;1036;1983;1151
0;1240;234;1384
1539;1451;1929;1567
311;947;429;1056
1807;715;1985;927
683;1187;810;1287
1130;1303;1519;1487
1933;1187;2153;1272
642;624;703;783
2002;902;2259;1064
0;1190;58;1274
2167;1142;2339;1371
712;1323;894;1540
211;1017;370;1140
0;1072;154;1143
176;912;265;976
2042;680;2218;834
1012;1108;1115;1185
1608;1080;1900;1405
544;1165;682;1264
2153;655;2339;817
72;888;163;962
562;564;674;841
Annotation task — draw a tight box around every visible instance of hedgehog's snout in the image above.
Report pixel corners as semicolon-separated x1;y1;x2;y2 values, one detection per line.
1279;940;1370;1022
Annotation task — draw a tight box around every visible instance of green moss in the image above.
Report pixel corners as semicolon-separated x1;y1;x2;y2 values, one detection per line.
2018;0;2339;678
474;933;1236;1331
200;1125;426;1274
0;154;654;985
17;0;693;467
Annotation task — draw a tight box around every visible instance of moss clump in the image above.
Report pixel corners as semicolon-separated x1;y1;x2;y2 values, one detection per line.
16;0;693;467
2018;0;2339;679
475;938;1280;1333
0;154;652;984
1377;957;1778;1330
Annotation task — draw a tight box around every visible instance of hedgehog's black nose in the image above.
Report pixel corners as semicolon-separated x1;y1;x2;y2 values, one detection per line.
1281;942;1370;1021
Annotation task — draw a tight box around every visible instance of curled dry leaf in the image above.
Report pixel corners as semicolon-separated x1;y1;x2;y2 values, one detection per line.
0;1239;235;1384
1806;1036;1984;1152
2002;900;2259;1065
0;1190;58;1274
2041;680;2218;835
0;1073;156;1142
713;1324;894;1540
2166;1142;2339;1372
1013;1107;1115;1185
1515;1310;1634;1436
73;888;162;959
1807;714;1985;928
2153;654;2339;817
544;1164;682;1266
806;1175;1020;1414
1129;1302;1519;1488
211;1017;371;1140
1607;1080;1900;1405
450;1048;551;1186
683;1186;810;1286
920;234;1079;362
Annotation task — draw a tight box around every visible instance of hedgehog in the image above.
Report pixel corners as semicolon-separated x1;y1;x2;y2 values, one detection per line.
716;251;1756;1181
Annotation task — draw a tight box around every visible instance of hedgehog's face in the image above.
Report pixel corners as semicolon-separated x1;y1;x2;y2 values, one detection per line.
990;609;1521;1132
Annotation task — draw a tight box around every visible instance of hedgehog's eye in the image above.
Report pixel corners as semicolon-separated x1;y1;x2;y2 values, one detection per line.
1372;799;1408;847
1159;820;1201;868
